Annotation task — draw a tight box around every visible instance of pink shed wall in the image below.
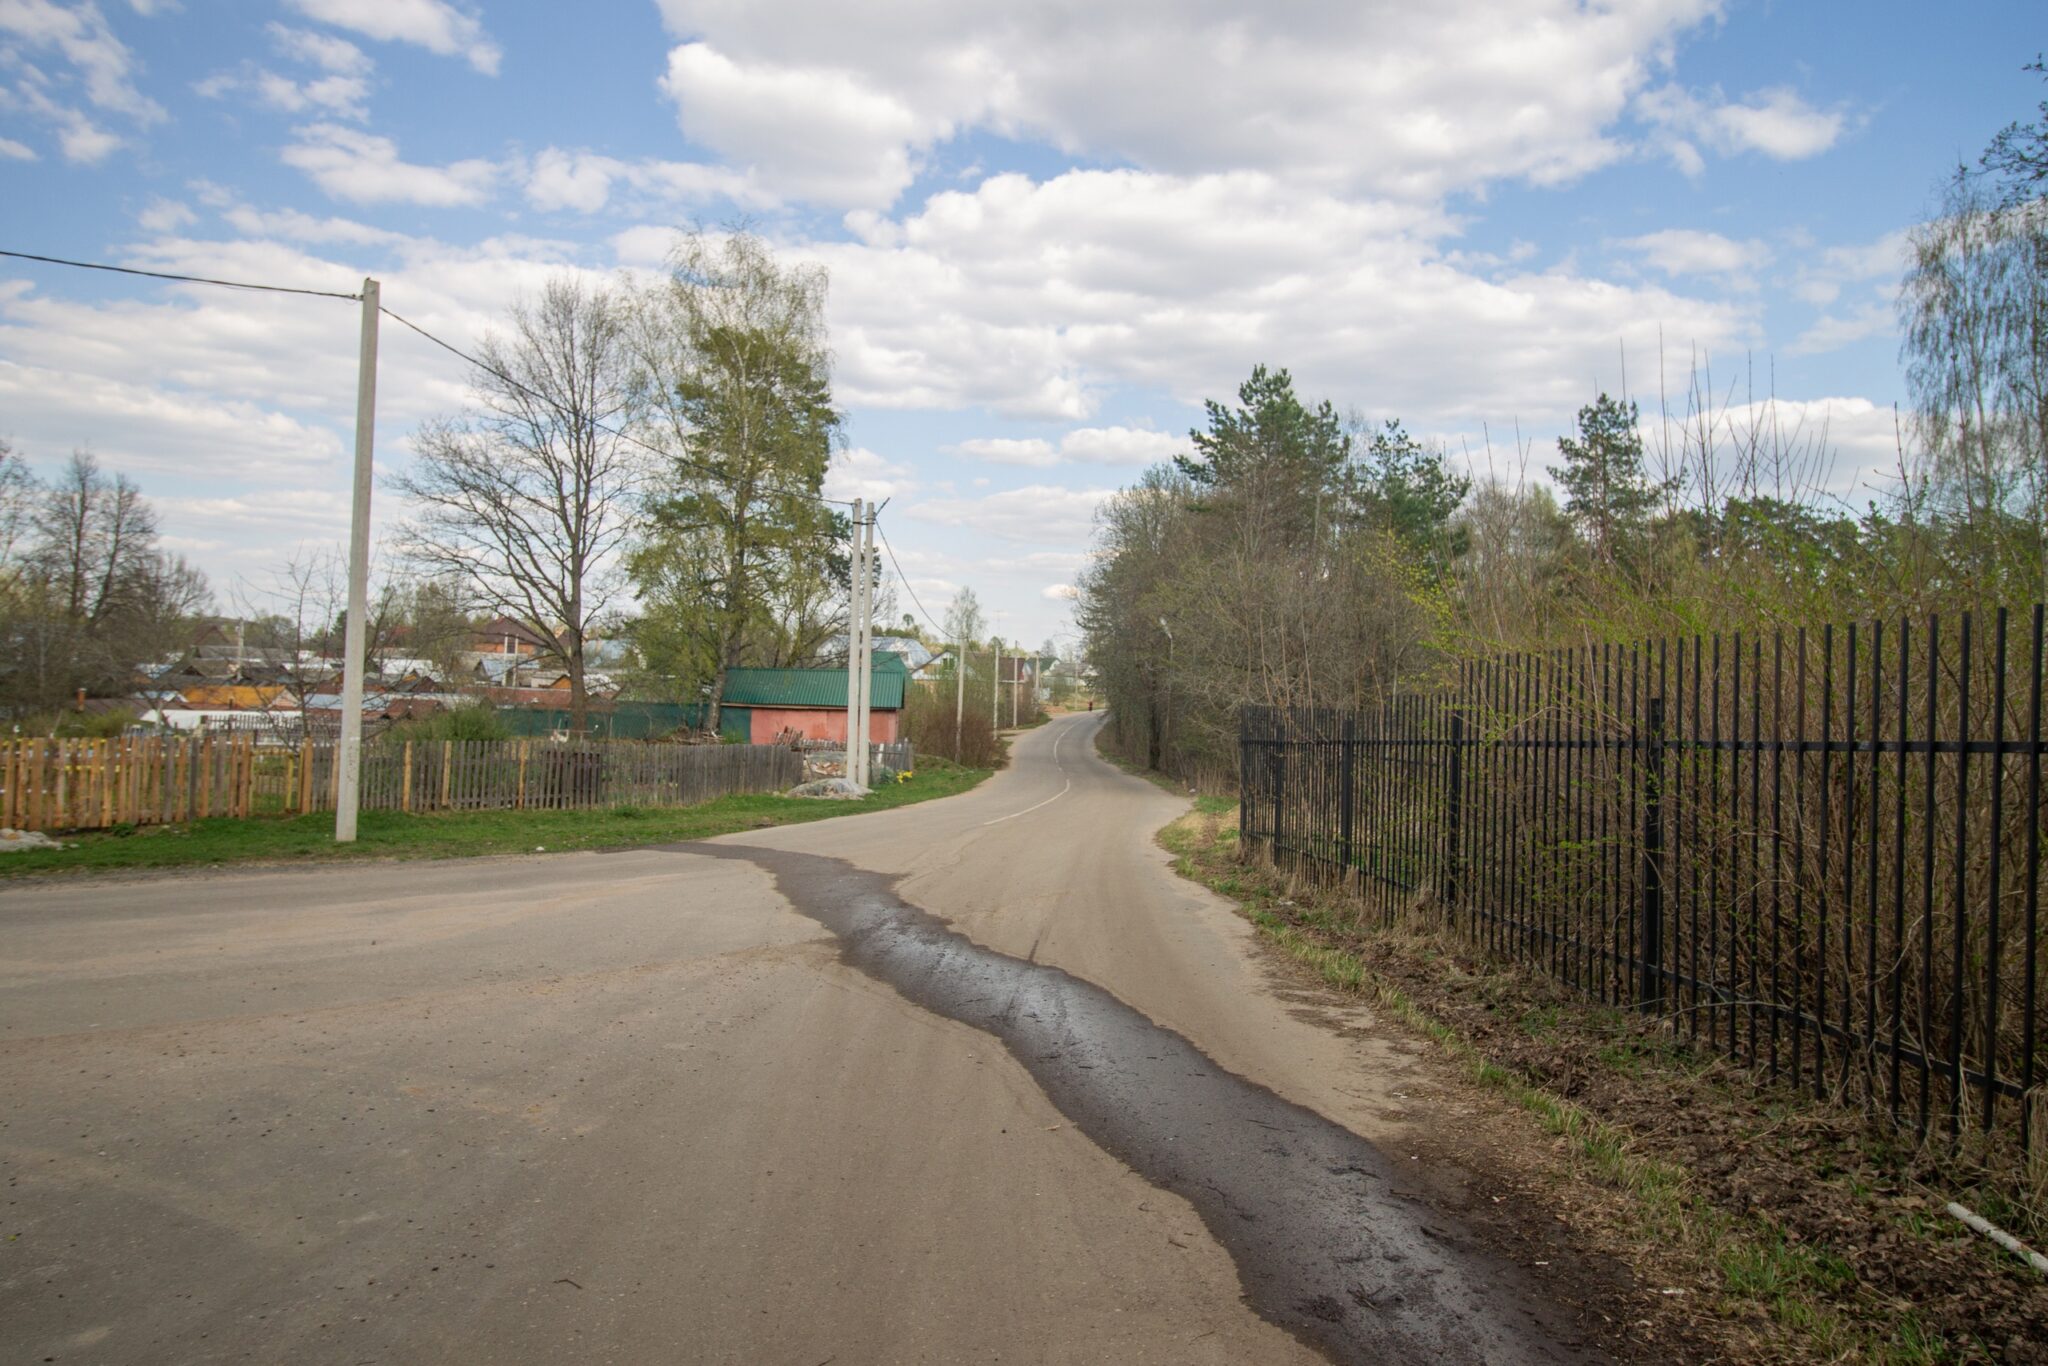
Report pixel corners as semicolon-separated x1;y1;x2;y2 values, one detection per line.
747;707;899;745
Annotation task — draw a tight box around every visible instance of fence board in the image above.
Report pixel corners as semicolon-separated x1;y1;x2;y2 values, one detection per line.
0;736;810;833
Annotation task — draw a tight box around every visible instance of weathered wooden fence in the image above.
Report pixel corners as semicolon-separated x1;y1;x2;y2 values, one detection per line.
0;736;807;831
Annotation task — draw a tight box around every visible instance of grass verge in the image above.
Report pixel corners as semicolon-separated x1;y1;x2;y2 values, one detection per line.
0;758;992;879
1157;794;2047;1364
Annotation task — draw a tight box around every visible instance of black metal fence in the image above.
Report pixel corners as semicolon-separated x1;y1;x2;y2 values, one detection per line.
1240;605;2048;1155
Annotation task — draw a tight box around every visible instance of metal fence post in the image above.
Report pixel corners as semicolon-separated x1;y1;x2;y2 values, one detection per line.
1640;695;1666;1012
1443;710;1465;910
1338;713;1357;882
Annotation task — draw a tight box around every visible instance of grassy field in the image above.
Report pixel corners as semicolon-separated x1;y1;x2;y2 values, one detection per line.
0;759;991;879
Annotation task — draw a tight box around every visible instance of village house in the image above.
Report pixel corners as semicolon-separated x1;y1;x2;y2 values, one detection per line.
717;652;908;745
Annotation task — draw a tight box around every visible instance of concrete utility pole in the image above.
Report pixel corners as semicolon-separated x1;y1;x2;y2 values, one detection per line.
844;498;864;784
854;506;875;786
335;277;379;843
953;629;965;762
991;640;1001;732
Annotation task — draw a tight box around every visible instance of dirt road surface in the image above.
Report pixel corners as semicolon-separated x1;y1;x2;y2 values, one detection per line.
2;713;1601;1363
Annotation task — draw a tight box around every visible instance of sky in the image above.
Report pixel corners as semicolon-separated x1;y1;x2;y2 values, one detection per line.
0;0;2041;653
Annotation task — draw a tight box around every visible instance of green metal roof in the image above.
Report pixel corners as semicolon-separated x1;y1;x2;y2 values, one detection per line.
722;652;907;710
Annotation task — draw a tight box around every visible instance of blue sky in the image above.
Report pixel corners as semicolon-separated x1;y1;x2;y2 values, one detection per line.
0;0;2041;650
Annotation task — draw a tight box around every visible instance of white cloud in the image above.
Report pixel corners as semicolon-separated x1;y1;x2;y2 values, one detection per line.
805;168;1749;424
50;105;119;161
136;196;194;231
1792;227;1911;306
196;65;368;120
909;484;1116;545
952;425;1182;469
522;148;758;215
282;0;499;75
650;0;1724;206
0;0;164;122
266;22;371;75
1788;303;1893;356
953;437;1056;468
0;134;35;159
1041;582;1077;601
658;43;929;209
282;123;498;206
1614;228;1770;286
1637;83;1844;173
825;445;915;502
1058;426;1182;465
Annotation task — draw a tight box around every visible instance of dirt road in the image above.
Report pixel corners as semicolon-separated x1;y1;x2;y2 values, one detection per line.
2;713;1598;1363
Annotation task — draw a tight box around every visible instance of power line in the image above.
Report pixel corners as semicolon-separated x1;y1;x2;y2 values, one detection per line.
0;248;364;300
0;248;850;509
874;518;951;637
378;303;854;510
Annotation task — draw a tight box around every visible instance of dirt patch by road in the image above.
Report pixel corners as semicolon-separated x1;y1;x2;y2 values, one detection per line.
1161;798;2048;1364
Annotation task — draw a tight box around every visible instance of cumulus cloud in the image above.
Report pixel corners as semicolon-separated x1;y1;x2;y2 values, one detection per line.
0;134;34;159
1614;228;1770;286
1637;83;1845;174
803;167;1749;424
952;425;1183;468
909;484;1116;545
658;42;930;209
282;123;498;205
649;0;1725;207
825;445;916;503
522;147;759;216
282;0;499;75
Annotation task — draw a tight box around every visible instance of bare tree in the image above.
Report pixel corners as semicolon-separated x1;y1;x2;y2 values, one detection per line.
0;451;208;718
396;276;643;732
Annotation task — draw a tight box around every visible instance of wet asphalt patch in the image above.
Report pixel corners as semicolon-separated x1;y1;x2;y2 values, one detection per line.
681;842;1600;1364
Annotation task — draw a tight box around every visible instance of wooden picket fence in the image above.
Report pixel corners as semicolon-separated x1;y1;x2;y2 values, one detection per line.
0;735;808;832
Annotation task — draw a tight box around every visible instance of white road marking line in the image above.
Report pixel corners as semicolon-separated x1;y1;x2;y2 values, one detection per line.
980;780;1071;826
980;716;1074;825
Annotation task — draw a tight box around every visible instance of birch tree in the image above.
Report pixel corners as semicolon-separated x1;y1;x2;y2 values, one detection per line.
627;230;844;734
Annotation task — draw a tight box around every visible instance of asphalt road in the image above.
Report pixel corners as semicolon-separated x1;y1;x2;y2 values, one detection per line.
1;713;1591;1364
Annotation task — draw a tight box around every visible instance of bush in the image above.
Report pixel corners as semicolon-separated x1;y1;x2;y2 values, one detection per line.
388;701;511;744
901;683;1002;767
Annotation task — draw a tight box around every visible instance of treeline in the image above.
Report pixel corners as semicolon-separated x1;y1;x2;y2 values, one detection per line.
1083;68;2048;780
0;447;207;719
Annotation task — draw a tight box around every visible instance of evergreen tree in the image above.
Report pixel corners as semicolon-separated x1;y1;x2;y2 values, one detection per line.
1548;393;1666;563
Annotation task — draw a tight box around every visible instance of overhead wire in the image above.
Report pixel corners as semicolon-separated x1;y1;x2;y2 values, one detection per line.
377;304;853;509
874;518;951;638
0;248;852;510
0;248;364;300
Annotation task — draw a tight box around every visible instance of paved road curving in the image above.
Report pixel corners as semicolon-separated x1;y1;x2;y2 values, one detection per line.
1;712;1595;1363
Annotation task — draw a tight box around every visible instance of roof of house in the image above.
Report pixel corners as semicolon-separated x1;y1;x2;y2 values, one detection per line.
475;616;555;650
723;653;907;710
177;684;289;709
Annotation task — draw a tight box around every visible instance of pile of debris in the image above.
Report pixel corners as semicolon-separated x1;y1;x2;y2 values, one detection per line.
0;828;63;853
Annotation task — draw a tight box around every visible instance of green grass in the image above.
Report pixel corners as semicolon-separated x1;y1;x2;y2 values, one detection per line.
0;759;992;879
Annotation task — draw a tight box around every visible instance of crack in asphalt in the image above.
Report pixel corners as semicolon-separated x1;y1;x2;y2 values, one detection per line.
681;841;1598;1364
